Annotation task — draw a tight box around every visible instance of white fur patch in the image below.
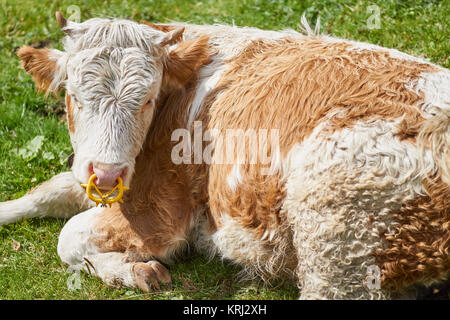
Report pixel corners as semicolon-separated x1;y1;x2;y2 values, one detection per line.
406;70;450;116
57;207;103;267
226;164;243;192
210;214;295;282
186;61;226;129
284;118;435;193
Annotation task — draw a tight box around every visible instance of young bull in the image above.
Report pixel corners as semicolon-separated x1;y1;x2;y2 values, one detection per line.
0;12;449;299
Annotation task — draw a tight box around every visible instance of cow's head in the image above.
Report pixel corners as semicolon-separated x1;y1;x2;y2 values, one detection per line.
18;12;210;189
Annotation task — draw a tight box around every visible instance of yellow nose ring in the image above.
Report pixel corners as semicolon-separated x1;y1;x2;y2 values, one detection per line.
80;174;129;207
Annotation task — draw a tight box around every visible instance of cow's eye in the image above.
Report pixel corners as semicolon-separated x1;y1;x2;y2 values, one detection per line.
142;99;153;111
71;95;82;109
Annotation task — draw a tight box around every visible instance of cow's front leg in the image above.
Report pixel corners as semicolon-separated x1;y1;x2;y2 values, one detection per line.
0;172;93;225
57;206;175;291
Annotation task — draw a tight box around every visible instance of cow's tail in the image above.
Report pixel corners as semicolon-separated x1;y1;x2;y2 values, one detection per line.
418;109;450;187
0;172;92;226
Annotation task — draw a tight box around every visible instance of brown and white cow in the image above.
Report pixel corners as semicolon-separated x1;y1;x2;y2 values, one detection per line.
0;12;449;299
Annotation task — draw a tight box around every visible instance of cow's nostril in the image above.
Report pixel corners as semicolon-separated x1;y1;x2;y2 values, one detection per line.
88;163;94;176
91;163;126;189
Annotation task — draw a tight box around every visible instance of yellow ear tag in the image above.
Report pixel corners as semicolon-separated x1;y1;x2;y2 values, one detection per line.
80;174;129;207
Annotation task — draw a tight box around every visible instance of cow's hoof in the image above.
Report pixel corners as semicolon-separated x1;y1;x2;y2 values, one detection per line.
132;260;172;292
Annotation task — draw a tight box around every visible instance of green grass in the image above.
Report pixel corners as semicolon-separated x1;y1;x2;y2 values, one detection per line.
0;0;449;299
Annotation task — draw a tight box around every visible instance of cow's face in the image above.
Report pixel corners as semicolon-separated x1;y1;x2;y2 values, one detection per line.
18;13;209;189
63;45;162;189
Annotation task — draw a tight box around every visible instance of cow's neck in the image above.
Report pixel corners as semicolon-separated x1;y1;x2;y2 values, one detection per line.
121;79;210;223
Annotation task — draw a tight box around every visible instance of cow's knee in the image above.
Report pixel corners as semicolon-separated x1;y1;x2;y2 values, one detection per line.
57;207;102;267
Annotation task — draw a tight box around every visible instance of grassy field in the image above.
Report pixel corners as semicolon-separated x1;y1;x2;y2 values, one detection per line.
0;0;449;299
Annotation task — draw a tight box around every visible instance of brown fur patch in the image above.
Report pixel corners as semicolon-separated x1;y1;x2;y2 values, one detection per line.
209;38;437;154
206;37;438;237
209;166;287;234
17;46;58;94
374;175;450;290
163;35;212;89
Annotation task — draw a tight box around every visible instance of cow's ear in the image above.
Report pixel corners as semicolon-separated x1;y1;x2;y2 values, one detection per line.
17;46;64;94
163;34;211;89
